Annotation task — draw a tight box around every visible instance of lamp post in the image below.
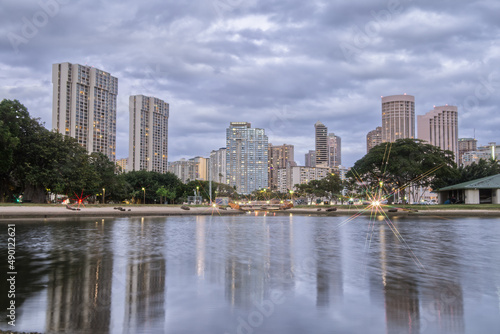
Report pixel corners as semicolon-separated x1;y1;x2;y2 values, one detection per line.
142;187;146;204
102;188;105;205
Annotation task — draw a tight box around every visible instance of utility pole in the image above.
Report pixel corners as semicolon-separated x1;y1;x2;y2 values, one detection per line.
209;162;212;205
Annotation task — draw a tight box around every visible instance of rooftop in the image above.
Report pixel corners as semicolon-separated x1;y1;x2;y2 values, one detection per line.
438;174;500;191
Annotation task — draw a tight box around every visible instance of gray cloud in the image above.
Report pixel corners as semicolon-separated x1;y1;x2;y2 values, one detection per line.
1;0;499;166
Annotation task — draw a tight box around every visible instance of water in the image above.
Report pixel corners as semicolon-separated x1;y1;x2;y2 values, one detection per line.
1;214;499;334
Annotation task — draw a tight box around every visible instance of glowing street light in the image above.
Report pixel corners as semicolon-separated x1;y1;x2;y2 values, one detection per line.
142;187;146;204
102;188;105;205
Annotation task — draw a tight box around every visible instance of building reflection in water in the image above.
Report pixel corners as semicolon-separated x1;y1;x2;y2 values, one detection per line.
421;223;465;334
314;222;343;308
375;221;466;334
377;224;420;334
224;217;295;309
123;218;166;333
45;220;113;333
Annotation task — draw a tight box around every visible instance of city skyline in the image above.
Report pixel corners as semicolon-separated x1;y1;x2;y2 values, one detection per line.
1;0;499;167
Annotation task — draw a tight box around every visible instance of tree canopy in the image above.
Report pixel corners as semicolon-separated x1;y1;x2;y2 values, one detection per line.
347;139;457;203
432;158;500;189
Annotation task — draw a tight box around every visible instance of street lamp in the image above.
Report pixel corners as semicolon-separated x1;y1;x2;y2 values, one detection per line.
102;188;105;205
142;187;145;204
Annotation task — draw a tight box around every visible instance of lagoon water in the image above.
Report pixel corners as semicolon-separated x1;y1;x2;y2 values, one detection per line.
1;214;500;334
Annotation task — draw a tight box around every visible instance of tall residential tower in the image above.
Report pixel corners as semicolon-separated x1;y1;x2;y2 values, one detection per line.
381;94;415;143
52;62;118;161
327;133;341;168
268;143;294;190
417;105;458;162
129;95;169;173
315;121;328;167
226;122;268;194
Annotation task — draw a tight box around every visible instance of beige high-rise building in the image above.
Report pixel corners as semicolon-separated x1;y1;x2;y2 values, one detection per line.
381;94;415;143
315;121;328;167
367;126;382;152
268;143;294;190
417;105;458;162
116;158;128;174
458;138;477;166
189;156;209;181
52;62;118;161
129;95;169;173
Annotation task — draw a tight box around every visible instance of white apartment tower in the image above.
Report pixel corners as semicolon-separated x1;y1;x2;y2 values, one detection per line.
417;105;458;162
209;148;227;184
226;122;268;195
129;95;169;173
381;94;415;143
52;62;118;161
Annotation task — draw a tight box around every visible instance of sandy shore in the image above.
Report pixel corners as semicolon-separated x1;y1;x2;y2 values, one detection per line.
1;205;499;219
288;207;500;217
0;205;245;219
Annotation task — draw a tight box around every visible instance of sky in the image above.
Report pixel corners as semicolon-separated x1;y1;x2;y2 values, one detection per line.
1;0;499;167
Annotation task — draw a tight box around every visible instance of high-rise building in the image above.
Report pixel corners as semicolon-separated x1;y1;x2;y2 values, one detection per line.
417;105;458;162
116;158;128;174
367;127;382;152
226;122;268;195
268;144;294;191
381;94;415;143
458;138;477;166
52;62;118;161
315;121;328;167
209;148;227;184
128;95;169;173
189;156;209;181
305;150;316;167
327;133;341;168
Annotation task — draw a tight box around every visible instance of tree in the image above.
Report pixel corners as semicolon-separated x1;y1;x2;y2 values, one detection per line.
0;99;39;201
318;173;343;204
156;186;168;204
164;188;176;204
295;183;315;204
348;139;457;204
123;170;183;203
432;158;500;189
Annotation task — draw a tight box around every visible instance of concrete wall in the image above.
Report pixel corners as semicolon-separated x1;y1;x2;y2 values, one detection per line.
493;189;500;204
465;189;480;204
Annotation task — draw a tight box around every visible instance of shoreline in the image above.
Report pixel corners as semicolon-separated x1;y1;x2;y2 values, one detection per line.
1;205;499;220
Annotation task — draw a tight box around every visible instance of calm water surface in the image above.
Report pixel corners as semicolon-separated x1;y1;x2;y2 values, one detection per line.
1;214;499;334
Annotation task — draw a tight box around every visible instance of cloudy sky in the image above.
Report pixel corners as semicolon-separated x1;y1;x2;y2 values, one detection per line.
1;0;499;166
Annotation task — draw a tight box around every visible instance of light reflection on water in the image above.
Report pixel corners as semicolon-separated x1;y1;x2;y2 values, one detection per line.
1;215;500;334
